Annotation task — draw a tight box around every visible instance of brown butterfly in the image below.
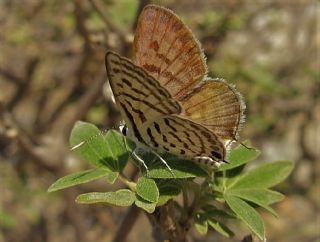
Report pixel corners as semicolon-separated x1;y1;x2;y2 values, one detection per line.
105;4;245;167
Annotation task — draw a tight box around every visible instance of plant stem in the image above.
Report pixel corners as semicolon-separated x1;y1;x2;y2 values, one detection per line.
112;206;140;242
147;201;189;242
118;173;137;191
182;183;189;215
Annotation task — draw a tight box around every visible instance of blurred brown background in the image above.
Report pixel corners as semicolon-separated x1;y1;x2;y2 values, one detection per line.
0;0;319;242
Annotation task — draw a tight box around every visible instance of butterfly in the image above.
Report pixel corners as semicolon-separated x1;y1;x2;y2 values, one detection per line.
105;4;245;168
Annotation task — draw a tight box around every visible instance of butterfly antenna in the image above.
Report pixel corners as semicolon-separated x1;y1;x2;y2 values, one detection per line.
239;142;255;150
222;159;229;164
70;141;86;151
70;128;110;151
233;137;255;150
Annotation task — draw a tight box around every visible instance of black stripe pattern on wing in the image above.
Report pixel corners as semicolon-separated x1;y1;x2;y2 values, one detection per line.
108;58;181;114
144;115;226;163
120;102;145;144
106;51;181;109
105;51;183;147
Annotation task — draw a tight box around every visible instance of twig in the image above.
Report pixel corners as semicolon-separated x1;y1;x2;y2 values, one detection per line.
0;67;25;84
60;68;105;138
88;0;125;36
1;105;90;242
0;106;57;172
132;0;151;30
63;189;88;242
112;206;141;242
6;57;39;111
147;201;189;242
74;0;92;50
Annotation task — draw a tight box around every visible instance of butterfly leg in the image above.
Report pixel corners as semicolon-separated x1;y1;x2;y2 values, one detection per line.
132;148;150;176
150;150;176;178
121;133;149;174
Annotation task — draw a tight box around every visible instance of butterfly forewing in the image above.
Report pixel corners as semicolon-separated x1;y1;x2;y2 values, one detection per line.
134;4;207;101
181;79;245;142
105;51;182;145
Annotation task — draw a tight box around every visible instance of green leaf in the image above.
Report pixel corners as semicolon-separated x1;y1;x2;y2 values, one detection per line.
135;195;157;213
228;161;294;190
202;205;237;220
194;210;235;237
136;177;159;203
224;194;265;240
226;189;284;216
129;148;207;178
218;142;260;171
208;219;234;238
147;155;208;179
105;130;131;172
194;213;208;235
157;182;181;206
48;169;117;192
69;121;115;169
76;189;135;206
69;122;133;172
228;188;284;205
106;172;118;184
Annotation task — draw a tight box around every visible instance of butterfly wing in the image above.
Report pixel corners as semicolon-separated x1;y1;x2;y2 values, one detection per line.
181;79;245;143
144;114;226;165
106;51;226;164
105;51;182;145
133;4;206;101
134;5;245;143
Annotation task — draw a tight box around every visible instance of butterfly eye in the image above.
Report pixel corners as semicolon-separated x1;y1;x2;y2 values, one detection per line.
119;123;127;136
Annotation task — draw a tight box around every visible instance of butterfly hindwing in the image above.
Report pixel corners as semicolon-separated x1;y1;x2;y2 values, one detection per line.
143;114;226;165
180;79;245;143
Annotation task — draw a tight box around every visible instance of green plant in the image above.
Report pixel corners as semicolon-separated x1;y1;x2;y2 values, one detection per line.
48;121;293;241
